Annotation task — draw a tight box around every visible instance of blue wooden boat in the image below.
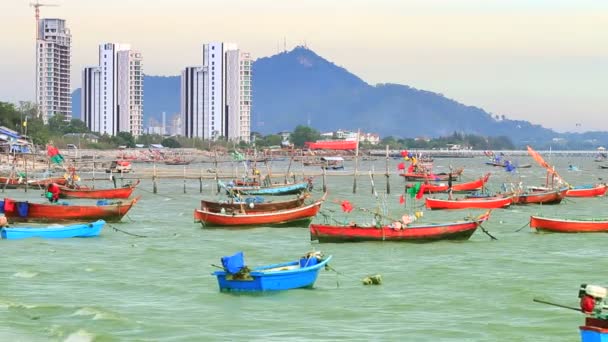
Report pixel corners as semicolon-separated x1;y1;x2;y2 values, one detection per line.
1;220;105;240
219;180;311;196
212;251;332;292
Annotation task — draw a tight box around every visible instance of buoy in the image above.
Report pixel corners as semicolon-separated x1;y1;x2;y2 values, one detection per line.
362;274;382;285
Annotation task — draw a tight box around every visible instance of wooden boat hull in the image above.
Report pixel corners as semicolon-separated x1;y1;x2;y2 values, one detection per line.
213;255;332;292
399;168;464;182
194;200;323;227
425;196;512;210
412;173;490;193
565;185;608;197
511;188;567;205
58;180;139;199
1;220;105;239
2;197;139;223
0;177;67;189
530;215;608;233
201;194;308;214
310;214;490;242
221;181;310;196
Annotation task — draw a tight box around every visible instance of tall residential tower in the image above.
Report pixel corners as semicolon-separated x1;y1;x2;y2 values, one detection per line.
36;18;72;122
81;43;143;136
181;42;251;142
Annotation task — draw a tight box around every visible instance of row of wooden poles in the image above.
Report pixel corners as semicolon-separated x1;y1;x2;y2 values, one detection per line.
2;146;398;195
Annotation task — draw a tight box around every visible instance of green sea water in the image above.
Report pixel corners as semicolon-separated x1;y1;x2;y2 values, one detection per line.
2;156;608;341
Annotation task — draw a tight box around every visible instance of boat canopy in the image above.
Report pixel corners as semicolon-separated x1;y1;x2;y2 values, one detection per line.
221;251;245;274
320;156;344;162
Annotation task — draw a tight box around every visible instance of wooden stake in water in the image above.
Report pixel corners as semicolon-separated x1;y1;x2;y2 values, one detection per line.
214;150;220;194
153;161;158;194
385;145;390;194
92;152;96;189
23;154;28;193
199;168;203;193
285;155;293;184
352;129;360;194
322;165;327;193
183;164;187;193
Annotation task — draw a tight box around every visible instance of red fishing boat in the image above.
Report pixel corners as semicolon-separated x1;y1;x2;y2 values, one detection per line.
57;180;140;199
400;167;464;182
2;196;140;223
530;215;608;233
511;188;567;205
194;198;324;227
565;184;608;197
200;193;309;214
310;211;491;242
425;196;512;210
408;173;491;193
0;177;67;188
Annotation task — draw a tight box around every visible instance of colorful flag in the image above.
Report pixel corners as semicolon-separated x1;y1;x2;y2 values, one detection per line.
47;145;64;164
341;200;354;213
399;194;405;205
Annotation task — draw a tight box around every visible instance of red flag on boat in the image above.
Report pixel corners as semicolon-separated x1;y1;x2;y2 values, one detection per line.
399;194;405;205
416;184;427;199
397;162;405;170
407;164;414;173
341;200;353;213
400;150;408;157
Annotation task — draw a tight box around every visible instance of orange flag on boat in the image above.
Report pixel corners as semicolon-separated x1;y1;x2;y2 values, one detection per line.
526;146;553;172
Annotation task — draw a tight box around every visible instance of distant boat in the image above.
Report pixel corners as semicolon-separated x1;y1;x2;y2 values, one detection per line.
1;197;140;223
566;184;608;198
58;180;140;199
310;211;491;243
0;177;67;189
1;220;105;239
194;198;324;227
425;196;512;210
212;251;332;292
219;180;311;196
530;216;608;233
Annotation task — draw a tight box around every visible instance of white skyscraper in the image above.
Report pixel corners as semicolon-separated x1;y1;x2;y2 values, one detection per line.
181;42;251;142
82;43;143;136
36;18;72;122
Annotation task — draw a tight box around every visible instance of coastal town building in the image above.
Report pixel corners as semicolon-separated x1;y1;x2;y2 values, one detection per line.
81;43;143;136
180;42;251;142
320;129;380;145
36;18;72;123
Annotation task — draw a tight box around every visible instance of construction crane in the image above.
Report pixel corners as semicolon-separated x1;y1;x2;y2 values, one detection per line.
30;1;59;39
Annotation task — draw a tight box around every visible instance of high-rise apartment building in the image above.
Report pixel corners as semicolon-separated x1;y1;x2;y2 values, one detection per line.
36;18;72;122
181;42;251;142
81;43;143;136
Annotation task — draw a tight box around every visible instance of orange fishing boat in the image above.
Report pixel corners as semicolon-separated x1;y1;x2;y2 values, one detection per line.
409;173;490;193
2;196;140;223
530;215;608;233
425;196;512;210
58;180;140;199
200;193;309;214
0;177;67;189
510;188;567;205
194;199;324;227
565;184;608;198
400;167;464;182
310;211;491;242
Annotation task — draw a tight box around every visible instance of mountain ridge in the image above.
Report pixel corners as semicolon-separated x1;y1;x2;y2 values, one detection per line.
71;46;608;148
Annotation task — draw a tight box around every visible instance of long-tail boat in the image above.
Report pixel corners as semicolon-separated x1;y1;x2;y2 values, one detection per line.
0;177;67;189
219;180;311;196
408;173;491;193
530;216;608;233
565;184;608;197
57;180;140;199
1;220;105;239
194;198;324;227
510;188;567;205
201;193;310;214
399;167;464;182
425;196;512;210
310;211;491;242
1;196;140;223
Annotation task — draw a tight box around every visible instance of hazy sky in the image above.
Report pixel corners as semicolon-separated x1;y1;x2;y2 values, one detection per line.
1;0;607;132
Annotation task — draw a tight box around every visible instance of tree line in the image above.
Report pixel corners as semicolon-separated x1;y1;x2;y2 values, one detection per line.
1;101;515;151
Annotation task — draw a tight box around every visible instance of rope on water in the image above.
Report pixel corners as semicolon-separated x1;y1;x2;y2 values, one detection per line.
108;223;147;238
515;221;530;232
478;223;497;240
325;264;382;286
136;186;178;200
